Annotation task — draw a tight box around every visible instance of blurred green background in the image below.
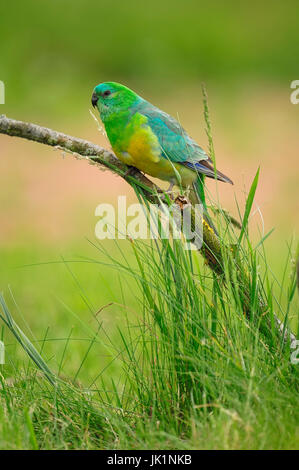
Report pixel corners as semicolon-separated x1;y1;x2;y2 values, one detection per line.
0;0;298;383
1;0;299;117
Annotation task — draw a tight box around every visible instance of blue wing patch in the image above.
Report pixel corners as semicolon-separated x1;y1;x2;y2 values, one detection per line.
132;100;209;164
130;99;233;184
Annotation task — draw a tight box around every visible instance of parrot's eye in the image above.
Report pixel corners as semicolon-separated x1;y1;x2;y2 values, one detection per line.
103;90;112;97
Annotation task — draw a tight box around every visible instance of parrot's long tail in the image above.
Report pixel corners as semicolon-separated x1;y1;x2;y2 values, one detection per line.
190;176;219;237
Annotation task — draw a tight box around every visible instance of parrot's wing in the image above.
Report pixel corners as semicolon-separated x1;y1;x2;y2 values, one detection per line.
134;100;209;164
132;100;233;184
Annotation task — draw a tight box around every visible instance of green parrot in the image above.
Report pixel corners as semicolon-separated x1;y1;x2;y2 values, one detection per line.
91;82;232;228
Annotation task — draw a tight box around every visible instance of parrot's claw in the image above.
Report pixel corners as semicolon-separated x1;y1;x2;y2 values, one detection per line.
165;182;175;199
124;165;140;178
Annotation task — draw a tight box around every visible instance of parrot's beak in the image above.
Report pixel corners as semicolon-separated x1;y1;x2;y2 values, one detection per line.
91;92;98;108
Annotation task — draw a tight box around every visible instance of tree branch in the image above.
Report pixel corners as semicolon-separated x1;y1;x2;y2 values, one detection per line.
0;114;221;268
0;114;156;191
0;114;295;344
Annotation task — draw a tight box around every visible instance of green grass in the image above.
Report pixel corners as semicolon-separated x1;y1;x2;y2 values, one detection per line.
1;84;298;450
1;0;298;449
0;191;298;449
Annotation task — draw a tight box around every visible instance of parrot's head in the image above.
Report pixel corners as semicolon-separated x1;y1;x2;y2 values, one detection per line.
91;82;139;121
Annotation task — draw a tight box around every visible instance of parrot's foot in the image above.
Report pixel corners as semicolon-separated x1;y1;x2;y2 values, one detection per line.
124;165;140;179
164;182;175;199
167;182;174;193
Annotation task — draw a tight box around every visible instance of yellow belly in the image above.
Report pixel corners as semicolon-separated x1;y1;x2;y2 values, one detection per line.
115;126;197;187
